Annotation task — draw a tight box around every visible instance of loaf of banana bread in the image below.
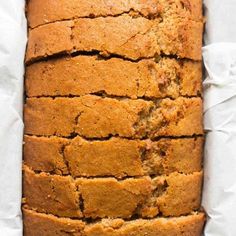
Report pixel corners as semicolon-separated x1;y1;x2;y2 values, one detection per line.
23;0;204;235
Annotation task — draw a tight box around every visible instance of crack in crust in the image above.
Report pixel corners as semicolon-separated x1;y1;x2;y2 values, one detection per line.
23;165;203;220
25;56;202;99
27;0;203;29
25;15;203;63
23;208;205;236
24;1;204;233
24;95;203;139
24;135;203;178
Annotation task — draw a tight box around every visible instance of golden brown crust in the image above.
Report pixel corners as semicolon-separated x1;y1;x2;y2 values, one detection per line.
23;165;82;218
24;0;203;232
23;166;202;219
156;172;202;216
23;208;205;236
24;96;203;138
77;172;202;219
23;208;85;236
24;136;69;175
25;56;202;98
26;16;203;63
26;21;74;63
85;212;205;236
179;60;202;96
27;0;203;29
24;135;203;178
77;177;152;219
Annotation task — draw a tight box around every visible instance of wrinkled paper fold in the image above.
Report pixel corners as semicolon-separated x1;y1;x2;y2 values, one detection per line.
203;0;236;235
0;0;236;235
0;1;27;235
203;44;236;236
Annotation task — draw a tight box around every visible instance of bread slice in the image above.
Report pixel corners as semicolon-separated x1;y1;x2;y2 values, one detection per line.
23;165;202;219
26;15;203;63
24;96;203;138
24;135;203;178
23;208;85;236
23;208;205;236
27;0;203;28
26;56;202;98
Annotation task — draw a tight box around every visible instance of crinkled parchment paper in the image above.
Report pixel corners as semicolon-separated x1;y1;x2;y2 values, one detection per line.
1;0;236;235
0;1;27;235
203;0;236;235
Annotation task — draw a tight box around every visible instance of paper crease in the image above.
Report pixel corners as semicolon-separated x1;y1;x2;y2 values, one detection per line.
0;1;27;235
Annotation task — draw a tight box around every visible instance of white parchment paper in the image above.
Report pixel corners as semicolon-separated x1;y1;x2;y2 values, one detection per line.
203;1;236;235
0;1;27;235
1;0;236;235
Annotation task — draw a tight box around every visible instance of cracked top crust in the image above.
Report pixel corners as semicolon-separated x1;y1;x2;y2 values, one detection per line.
26;15;203;63
25;56;202;99
27;0;203;28
24;95;203;138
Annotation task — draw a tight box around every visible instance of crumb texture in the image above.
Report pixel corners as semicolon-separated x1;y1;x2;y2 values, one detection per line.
24;0;204;234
